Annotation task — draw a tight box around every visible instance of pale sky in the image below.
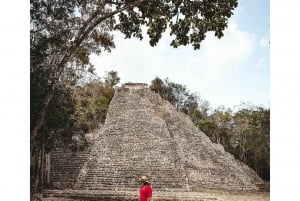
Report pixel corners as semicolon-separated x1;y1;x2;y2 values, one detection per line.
92;0;270;110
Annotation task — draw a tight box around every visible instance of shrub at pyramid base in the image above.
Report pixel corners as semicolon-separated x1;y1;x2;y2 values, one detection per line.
51;83;264;191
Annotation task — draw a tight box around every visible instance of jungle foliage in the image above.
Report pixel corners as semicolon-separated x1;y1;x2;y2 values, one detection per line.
150;77;270;180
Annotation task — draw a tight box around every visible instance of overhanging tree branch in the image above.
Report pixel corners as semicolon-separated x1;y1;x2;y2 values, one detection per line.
31;0;147;144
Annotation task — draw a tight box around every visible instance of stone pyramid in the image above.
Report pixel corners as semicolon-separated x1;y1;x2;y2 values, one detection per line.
71;83;263;192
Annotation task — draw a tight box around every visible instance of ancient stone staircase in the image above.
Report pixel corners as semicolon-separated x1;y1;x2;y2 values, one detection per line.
70;85;191;191
46;83;266;200
50;149;91;189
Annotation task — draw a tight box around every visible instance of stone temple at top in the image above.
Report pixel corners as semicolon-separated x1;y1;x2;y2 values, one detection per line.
49;83;264;195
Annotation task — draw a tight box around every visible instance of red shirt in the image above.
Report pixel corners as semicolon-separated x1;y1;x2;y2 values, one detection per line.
139;185;152;201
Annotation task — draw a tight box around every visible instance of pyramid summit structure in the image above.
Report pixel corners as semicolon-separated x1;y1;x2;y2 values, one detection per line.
50;83;264;193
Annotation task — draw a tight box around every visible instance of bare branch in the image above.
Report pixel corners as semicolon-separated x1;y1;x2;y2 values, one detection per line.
73;0;146;50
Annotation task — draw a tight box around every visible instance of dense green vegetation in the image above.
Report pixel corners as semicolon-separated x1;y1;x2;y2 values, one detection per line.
30;70;119;190
150;77;270;180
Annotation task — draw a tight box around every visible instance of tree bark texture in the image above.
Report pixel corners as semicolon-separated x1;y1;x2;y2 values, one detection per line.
45;153;51;185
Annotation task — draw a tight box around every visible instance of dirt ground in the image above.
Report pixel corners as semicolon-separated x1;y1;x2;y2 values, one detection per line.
33;190;270;201
190;191;270;201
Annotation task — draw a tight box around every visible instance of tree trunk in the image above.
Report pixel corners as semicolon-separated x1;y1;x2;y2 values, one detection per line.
34;148;42;192
30;91;52;192
30;87;54;157
45;153;51;185
41;143;45;187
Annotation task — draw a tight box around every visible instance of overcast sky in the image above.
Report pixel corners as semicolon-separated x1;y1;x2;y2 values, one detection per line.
92;0;270;110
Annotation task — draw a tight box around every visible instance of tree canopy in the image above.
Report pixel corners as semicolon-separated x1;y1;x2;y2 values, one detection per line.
31;0;238;141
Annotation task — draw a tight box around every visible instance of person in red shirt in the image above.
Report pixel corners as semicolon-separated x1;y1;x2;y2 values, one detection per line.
139;176;152;201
